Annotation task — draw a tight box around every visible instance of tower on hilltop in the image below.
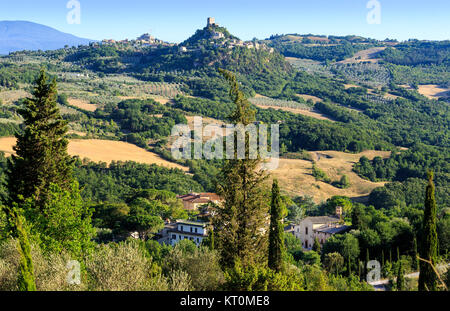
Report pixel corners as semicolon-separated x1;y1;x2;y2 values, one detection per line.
207;17;217;27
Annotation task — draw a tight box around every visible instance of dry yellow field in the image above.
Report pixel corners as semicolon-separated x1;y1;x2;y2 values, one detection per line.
185;116;226;141
296;94;323;103
0;137;188;171
270;150;391;203
338;47;387;64
417;84;450;99
67;98;98;112
344;84;360;89
0;90;30;105
148;95;175;105
256;104;336;122
117;95;175;105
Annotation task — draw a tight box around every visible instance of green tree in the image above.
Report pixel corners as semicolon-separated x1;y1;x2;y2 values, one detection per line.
23;182;94;258
1;205;36;291
338;175;350;188
351;203;364;230
214;69;269;269
268;179;284;272
324;252;344;275
126;204;165;240
412;236;419;270
208;227;215;250
8;69;73;208
396;260;405;291
312;237;321;253
6;69;93;259
323;252;344;276
418;171;438;291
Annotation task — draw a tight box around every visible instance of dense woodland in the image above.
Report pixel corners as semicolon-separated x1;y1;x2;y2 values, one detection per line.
0;24;449;291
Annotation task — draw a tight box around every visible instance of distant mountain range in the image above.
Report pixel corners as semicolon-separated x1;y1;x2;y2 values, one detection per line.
0;21;94;55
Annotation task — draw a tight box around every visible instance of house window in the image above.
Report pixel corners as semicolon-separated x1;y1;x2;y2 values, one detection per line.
180;225;184;232
190;227;193;233
305;240;308;248
195;228;198;233
171;234;176;240
305;227;308;235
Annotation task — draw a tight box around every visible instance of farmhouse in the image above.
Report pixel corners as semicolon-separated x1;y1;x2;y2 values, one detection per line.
177;192;222;210
158;220;209;246
290;207;350;249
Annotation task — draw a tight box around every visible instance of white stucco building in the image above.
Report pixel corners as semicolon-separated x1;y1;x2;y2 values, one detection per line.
158;220;209;246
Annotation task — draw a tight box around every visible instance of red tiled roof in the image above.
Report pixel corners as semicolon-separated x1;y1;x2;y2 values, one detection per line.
177;193;222;203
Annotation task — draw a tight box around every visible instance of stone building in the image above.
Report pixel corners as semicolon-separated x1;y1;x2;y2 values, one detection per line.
289;207;349;249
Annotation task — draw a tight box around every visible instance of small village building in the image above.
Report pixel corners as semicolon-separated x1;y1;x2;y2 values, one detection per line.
289;207;349;249
158;220;209;246
177;193;222;210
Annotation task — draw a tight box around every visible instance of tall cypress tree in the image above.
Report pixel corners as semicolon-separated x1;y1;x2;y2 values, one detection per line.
412;236;419;270
268;179;284;272
6;69;93;258
365;248;370;277
7;69;73;208
418;171;438;291
214;69;269;269
396;260;405;291
208;226;215;250
2;205;36;291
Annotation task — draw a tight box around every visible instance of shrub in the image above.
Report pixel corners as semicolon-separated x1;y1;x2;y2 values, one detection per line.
164;243;225;291
312;162;331;183
0;239;85;291
223;260;303;291
85;240;165;291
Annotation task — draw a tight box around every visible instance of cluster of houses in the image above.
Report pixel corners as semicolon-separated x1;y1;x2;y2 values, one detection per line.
177;18;275;53
154;190;349;250
100;33;172;48
98;18;275;54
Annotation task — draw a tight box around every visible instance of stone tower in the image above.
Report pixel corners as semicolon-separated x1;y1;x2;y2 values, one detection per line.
207;17;216;27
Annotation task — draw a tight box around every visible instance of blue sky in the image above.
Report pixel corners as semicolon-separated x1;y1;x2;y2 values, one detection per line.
1;0;449;42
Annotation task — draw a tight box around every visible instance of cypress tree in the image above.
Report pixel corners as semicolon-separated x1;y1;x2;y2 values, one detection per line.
358;260;363;280
7;69;73;209
312;236;321;253
412;236;418;270
208;226;215;250
365;248;370;277
6;69;93;258
214;69;269;269
268;179;284;272
2;205;36;291
347;257;352;276
396;260;405;291
381;249;385;266
418;171;438;291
